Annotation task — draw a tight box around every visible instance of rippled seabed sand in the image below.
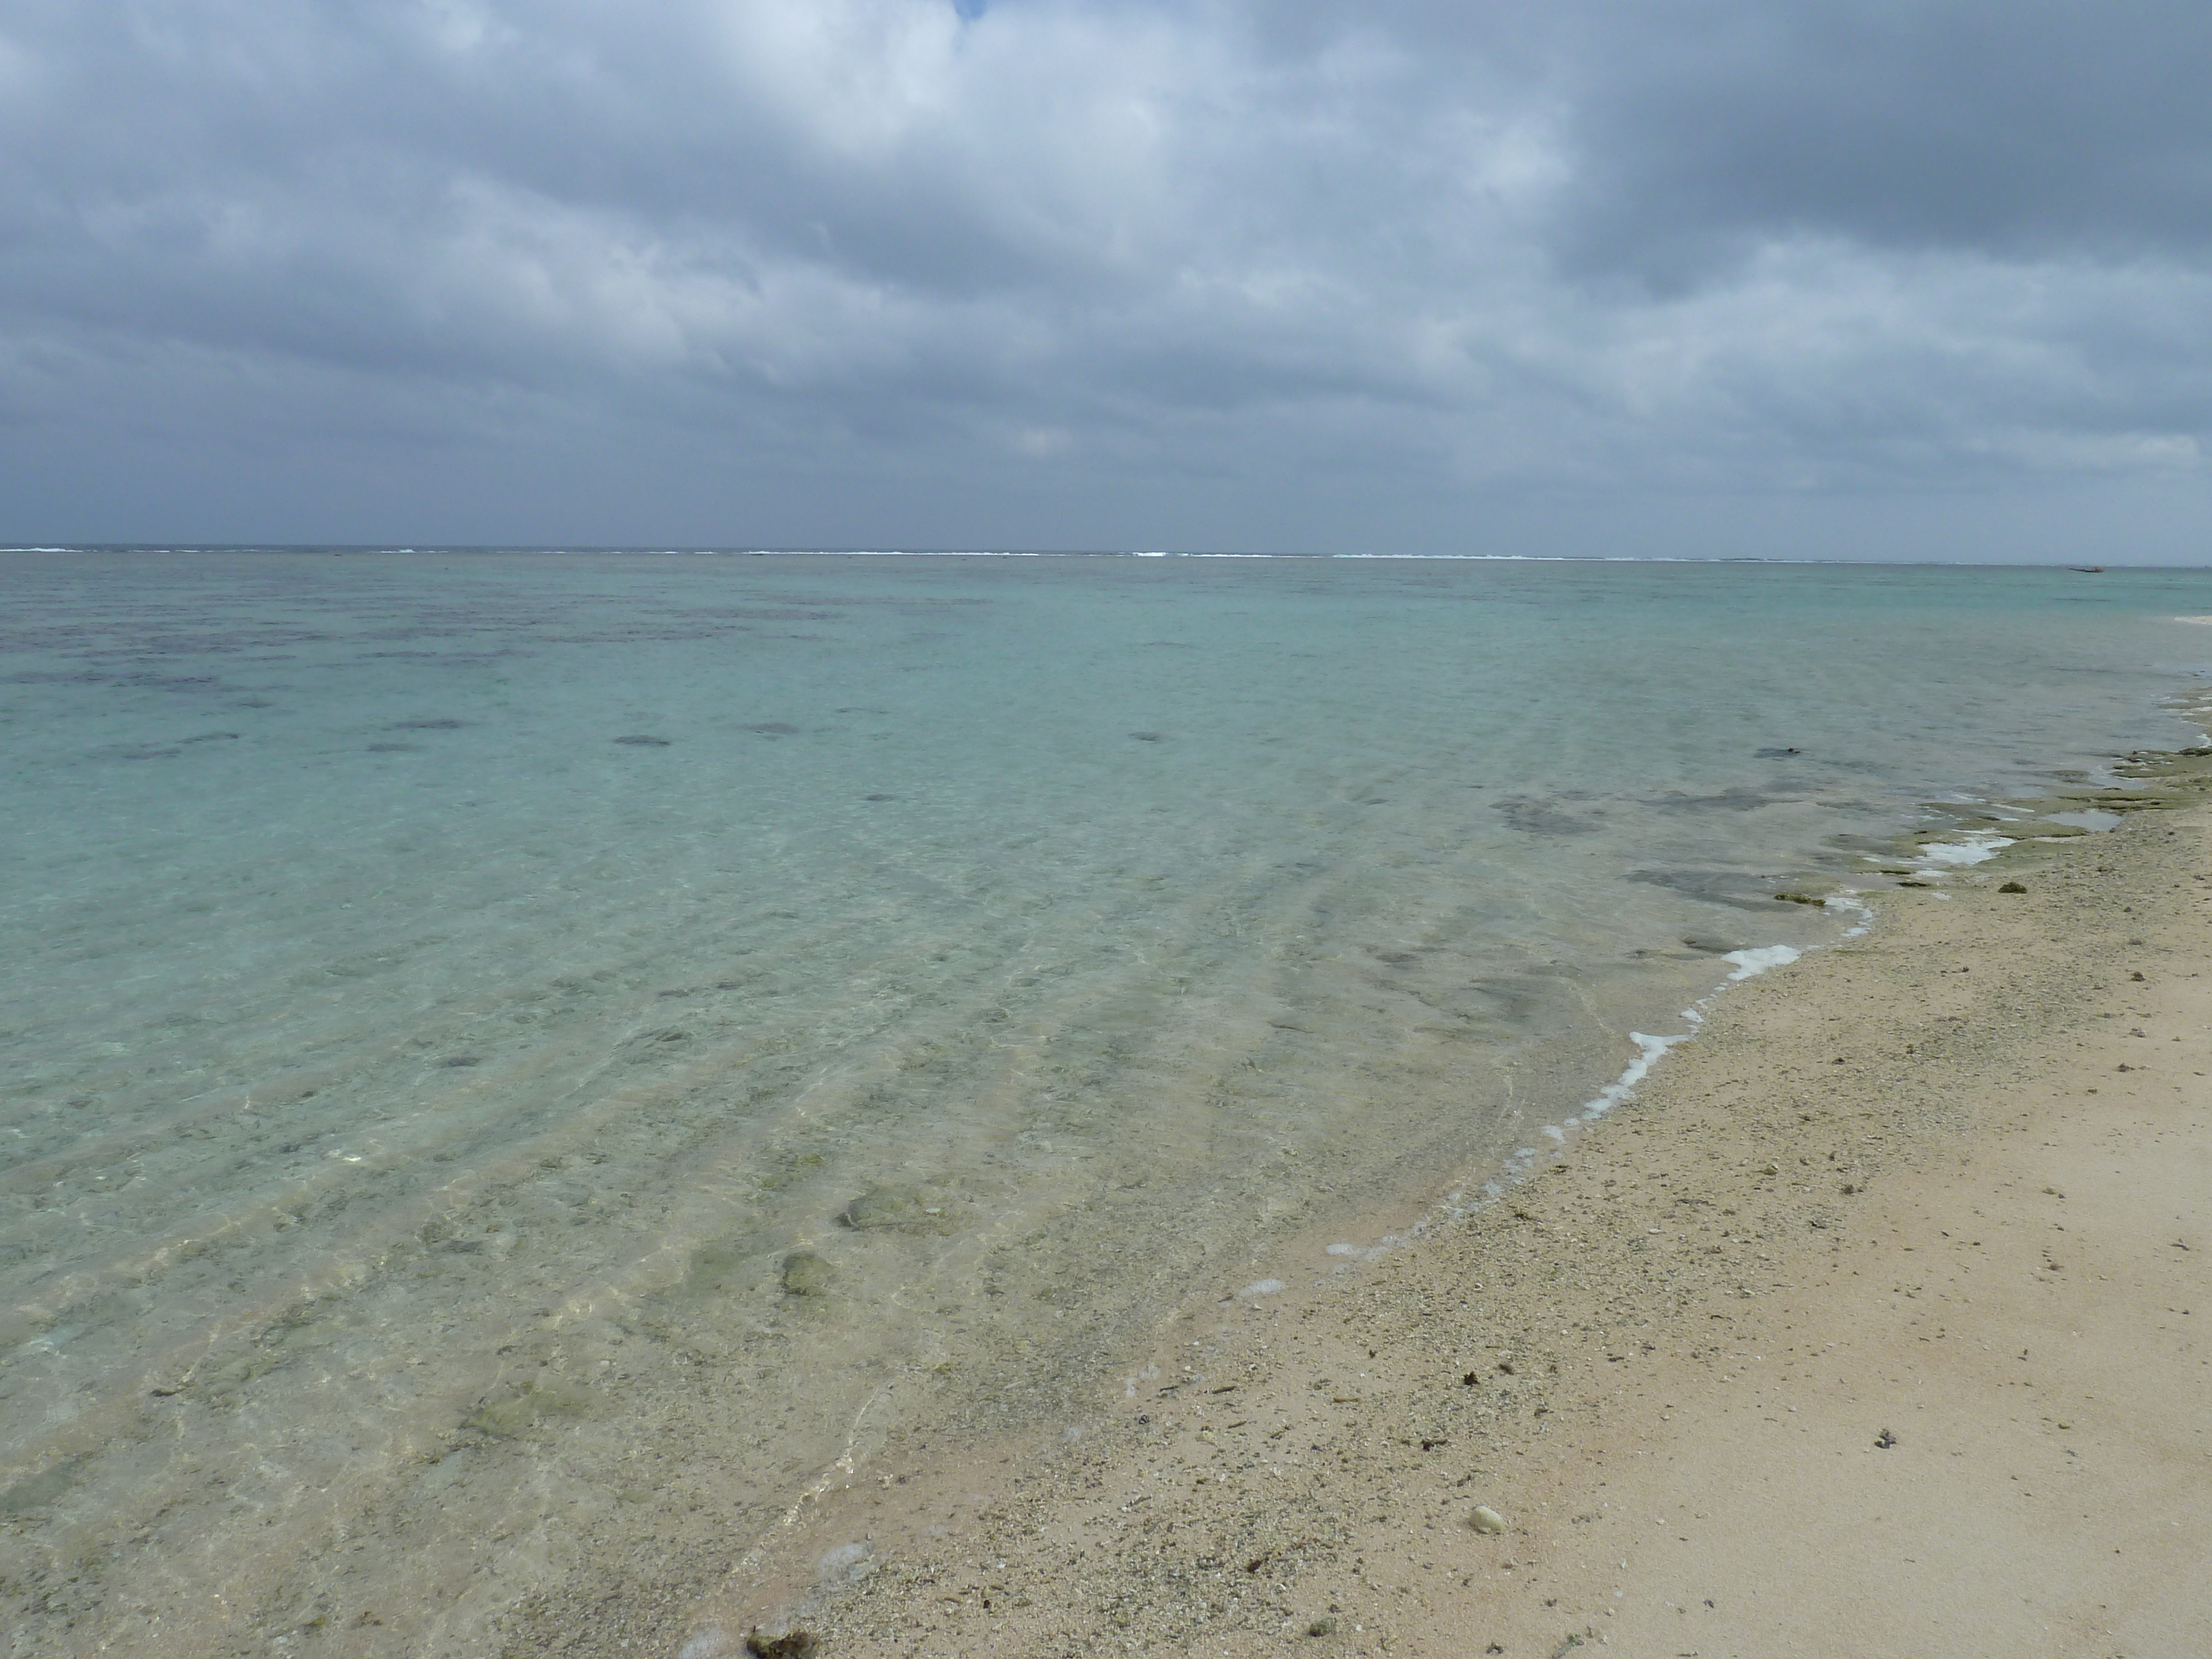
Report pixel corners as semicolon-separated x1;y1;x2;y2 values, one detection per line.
3;552;2210;1656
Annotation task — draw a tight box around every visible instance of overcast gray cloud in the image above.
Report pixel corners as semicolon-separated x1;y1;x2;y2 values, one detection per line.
1;0;2206;556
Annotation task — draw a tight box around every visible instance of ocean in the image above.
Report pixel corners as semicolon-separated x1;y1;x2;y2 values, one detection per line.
4;549;2210;1654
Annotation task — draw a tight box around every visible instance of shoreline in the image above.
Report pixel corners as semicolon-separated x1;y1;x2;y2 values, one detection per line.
5;565;2209;1659
669;753;2212;1659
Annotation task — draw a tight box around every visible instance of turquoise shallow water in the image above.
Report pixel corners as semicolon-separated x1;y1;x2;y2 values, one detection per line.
4;551;2211;1653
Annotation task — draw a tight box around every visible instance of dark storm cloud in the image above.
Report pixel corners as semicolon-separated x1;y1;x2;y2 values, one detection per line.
0;1;2205;554
1551;0;2212;279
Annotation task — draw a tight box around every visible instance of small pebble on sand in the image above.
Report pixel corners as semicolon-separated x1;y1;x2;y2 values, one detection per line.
1472;1504;1507;1534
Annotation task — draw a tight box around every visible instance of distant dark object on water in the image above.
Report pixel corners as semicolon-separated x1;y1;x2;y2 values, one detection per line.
1130;731;1165;741
391;717;465;730
613;734;672;746
863;793;897;801
1754;746;1801;758
742;721;802;735
2070;566;2104;573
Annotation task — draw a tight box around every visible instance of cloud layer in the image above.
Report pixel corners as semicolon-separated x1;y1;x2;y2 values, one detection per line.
3;0;2208;555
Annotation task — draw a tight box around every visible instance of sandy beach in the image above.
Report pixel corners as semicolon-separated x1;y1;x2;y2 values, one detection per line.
670;757;2212;1659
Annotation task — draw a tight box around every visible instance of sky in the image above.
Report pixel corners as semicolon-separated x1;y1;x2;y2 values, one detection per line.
2;0;2208;559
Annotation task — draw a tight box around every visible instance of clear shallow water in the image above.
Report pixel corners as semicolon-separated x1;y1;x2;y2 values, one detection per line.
4;551;2210;1653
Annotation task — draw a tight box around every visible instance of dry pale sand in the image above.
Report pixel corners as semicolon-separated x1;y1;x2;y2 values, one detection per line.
676;768;2211;1659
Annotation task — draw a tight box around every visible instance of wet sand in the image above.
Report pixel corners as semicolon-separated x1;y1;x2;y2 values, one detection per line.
691;768;2211;1658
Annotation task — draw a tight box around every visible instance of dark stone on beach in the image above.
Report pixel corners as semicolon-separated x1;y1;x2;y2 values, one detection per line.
673;1240;750;1301
465;1379;591;1438
1626;869;1791;911
613;734;671;745
781;1251;834;1297
745;1631;817;1658
0;1457;86;1516
1681;935;1746;954
1464;974;1566;1024
1774;891;1819;905
1499;797;1604;836
838;1185;950;1232
1648;787;1786;812
1999;880;2028;893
